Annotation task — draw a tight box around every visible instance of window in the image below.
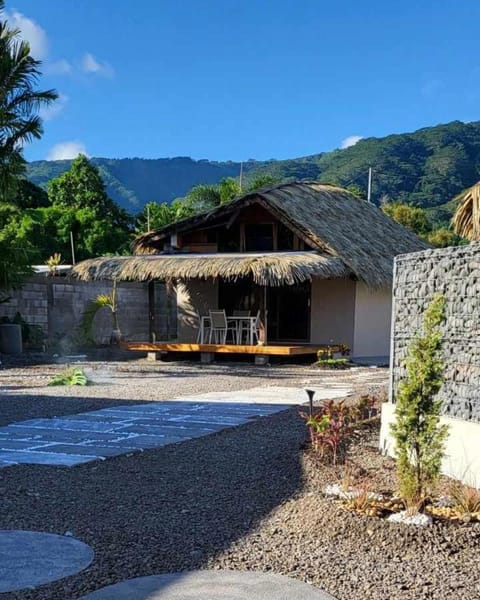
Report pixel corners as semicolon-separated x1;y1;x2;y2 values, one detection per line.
245;224;274;251
277;223;294;250
218;225;240;252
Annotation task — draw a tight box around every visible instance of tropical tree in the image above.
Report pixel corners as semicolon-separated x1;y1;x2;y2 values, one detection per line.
0;0;57;199
47;155;132;259
426;228;459;248
452;181;480;241
136;198;196;232
0;0;56;290
181;174;280;215
135;174;282;233
381;201;431;237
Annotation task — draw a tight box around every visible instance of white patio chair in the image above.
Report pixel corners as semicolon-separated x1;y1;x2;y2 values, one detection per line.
195;311;210;343
252;310;261;345
208;310;236;344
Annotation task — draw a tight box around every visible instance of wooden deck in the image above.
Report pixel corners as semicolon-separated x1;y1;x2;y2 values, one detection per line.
120;341;338;356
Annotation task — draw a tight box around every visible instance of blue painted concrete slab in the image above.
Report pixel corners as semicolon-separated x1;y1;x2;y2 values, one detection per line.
38;444;141;457
0;397;291;468
0;530;94;593
0;450;97;466
0;440;52;451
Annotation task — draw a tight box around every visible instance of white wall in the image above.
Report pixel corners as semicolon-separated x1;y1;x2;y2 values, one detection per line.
176;279;218;342
380;402;480;488
310;279;355;348
352;283;392;358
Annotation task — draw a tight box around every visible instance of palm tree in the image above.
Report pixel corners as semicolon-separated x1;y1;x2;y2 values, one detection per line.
452;182;480;241
0;0;57;200
0;1;57;293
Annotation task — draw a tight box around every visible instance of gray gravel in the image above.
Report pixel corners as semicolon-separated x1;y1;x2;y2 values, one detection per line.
2;361;477;600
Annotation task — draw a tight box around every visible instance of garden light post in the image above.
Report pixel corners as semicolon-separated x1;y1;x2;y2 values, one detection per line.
305;389;315;417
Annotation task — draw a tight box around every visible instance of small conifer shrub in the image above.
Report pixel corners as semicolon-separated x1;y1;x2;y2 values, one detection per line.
391;294;449;509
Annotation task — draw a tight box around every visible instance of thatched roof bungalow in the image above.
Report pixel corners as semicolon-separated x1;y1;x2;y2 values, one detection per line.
73;182;428;360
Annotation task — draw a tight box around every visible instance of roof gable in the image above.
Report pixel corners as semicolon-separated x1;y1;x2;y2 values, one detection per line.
133;181;429;287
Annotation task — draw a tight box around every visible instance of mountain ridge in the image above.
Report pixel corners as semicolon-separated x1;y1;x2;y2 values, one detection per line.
26;120;480;217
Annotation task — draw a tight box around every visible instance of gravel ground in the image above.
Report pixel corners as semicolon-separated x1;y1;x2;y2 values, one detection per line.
0;359;387;425
1;360;478;600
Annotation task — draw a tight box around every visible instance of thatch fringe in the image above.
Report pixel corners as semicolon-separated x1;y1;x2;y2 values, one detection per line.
71;252;350;287
132;181;429;288
452;182;480;241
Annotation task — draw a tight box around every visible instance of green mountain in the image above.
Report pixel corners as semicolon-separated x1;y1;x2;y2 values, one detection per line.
27;120;480;217
26;157;261;212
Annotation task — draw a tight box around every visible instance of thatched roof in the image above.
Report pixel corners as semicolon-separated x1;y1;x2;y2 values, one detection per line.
132;182;429;287
72;251;350;287
452;182;480;241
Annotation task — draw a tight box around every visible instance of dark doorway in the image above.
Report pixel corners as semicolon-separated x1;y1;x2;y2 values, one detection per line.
218;279;311;344
267;282;310;342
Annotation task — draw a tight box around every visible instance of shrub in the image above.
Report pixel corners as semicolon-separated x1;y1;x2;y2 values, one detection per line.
449;481;480;516
48;367;90;386
391;294;449;510
300;396;376;464
79;280;121;345
316;358;350;369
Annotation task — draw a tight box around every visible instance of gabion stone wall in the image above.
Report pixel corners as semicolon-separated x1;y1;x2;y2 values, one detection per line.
392;242;480;423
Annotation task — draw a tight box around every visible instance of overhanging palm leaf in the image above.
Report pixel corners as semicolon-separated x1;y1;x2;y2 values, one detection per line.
0;5;58;201
452;182;480;241
79;282;120;344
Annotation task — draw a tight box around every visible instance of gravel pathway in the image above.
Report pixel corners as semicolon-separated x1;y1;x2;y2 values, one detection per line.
2;361;477;599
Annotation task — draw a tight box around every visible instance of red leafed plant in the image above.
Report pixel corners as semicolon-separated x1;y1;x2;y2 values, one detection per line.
299;400;352;465
299;396;380;465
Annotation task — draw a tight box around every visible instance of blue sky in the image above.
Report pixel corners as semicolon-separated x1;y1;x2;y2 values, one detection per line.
7;0;480;162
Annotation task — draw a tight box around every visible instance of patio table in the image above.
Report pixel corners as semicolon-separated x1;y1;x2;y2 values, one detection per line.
227;316;258;345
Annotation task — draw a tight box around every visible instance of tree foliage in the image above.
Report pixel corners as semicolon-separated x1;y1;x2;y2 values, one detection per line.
381;201;432;236
391;294;449;508
25;121;480;232
136;174;280;232
46;155;132;260
0;0;56;288
0;0;57;199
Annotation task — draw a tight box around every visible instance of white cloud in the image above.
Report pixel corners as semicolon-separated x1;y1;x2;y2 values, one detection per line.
81;52;114;77
39;94;68;121
45;59;73;75
47;141;88;161
340;135;363;149
5;10;48;59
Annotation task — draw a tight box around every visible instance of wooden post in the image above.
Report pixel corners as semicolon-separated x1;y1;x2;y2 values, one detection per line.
148;281;155;342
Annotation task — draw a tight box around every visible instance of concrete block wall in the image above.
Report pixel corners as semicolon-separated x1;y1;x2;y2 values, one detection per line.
0;275;175;348
392;243;480;423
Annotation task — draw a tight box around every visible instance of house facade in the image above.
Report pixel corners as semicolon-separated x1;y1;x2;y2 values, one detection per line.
73;182;428;360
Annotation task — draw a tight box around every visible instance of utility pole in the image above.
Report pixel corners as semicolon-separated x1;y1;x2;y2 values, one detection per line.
70;230;76;265
367;167;372;202
147;205;150;231
239;162;243;192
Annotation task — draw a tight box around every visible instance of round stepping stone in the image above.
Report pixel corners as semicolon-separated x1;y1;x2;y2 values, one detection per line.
79;570;336;599
0;530;94;593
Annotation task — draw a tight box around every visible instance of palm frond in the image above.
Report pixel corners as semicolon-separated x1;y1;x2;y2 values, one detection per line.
48;367;89;386
452;182;480;241
79;294;115;343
